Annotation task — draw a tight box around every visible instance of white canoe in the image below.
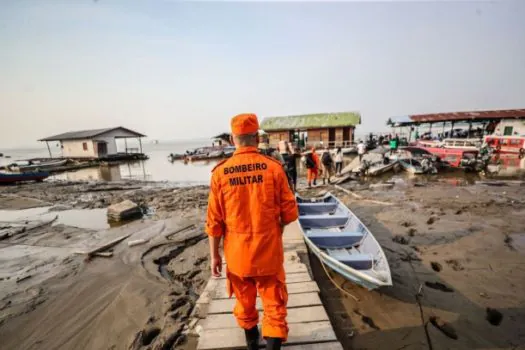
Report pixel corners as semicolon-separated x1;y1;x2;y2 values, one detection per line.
297;193;392;290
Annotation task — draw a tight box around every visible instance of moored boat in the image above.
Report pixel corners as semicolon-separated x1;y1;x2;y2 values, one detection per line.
13;159;68;172
297;193;392;290
353;158;398;176
418;146;479;169
0;171;50;184
390;147;438;174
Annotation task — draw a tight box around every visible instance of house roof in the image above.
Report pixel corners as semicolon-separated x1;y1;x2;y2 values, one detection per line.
260;112;361;131
39;127;146;142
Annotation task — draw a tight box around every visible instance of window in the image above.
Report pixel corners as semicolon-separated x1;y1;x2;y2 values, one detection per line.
82;142;88;151
504;126;513;136
510;139;521;145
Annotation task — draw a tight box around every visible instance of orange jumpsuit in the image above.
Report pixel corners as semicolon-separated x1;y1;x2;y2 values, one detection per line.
307;150;320;184
206;146;298;340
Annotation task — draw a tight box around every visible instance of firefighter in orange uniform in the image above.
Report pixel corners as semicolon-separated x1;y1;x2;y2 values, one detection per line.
306;146;320;187
206;113;298;350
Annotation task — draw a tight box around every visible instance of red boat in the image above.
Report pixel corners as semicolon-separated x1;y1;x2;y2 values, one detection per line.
484;136;525;158
417;147;479;168
0;172;49;184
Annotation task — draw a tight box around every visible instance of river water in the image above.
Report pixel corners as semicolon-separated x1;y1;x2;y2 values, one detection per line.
1;141;218;185
1;141;524;185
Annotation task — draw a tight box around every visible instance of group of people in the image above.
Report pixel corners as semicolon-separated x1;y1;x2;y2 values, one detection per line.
258;139;372;189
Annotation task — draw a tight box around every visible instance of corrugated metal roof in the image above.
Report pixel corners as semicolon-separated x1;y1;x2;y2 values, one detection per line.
409;109;525;123
39;127;146;141
260;112;361;131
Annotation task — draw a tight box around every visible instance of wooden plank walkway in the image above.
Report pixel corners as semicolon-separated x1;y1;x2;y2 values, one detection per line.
190;221;342;349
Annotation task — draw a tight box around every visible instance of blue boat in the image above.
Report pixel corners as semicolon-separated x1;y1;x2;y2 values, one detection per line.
297;193;392;290
0;172;49;184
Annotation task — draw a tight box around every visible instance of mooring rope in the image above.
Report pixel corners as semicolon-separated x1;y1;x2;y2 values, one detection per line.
319;257;360;302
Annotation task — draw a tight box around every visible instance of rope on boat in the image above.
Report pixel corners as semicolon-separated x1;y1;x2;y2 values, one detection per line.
319;257;360;302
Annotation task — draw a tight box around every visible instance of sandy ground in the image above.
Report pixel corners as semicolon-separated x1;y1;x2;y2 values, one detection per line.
2;178;525;350
299;179;525;350
0;182;210;350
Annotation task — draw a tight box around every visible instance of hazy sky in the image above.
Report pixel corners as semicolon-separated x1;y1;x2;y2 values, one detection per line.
1;0;524;148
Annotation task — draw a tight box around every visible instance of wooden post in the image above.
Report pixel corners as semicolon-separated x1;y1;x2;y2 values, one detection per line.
45;141;52;158
124;138;128;154
450;122;455;137
139;138;143;154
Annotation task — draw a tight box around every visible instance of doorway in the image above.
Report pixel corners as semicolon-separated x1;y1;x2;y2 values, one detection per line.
342;127;351;144
97;142;108;157
328;128;336;147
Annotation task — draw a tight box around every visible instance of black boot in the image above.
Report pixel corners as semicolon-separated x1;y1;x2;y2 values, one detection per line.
265;337;282;350
244;326;260;350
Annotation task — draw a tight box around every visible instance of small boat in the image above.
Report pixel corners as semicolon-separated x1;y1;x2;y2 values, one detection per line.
223;146;236;157
297;193;392;290
390;148;438;174
13;159;68;172
0;171;50;184
353;158;398;176
397;158;437;174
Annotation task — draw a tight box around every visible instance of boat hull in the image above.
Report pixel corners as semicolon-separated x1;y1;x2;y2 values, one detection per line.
297;193;392;290
0;172;50;184
17;159;68;172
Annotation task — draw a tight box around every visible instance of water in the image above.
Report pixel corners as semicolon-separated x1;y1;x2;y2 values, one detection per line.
2;141;524;184
1;141;218;185
0;207;113;230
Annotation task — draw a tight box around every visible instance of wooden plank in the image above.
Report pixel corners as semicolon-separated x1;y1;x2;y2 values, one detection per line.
75;233;133;257
286;343;343;350
214;281;319;299
207;292;322;314
214;272;311;284
197;321;337;350
284;273;312;283
201;306;329;330
219;263;308;275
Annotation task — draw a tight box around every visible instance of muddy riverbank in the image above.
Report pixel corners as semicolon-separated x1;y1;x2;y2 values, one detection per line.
2;179;525;349
299;180;525;349
0;182;211;350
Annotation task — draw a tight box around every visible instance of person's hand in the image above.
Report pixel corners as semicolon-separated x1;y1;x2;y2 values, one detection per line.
211;254;222;278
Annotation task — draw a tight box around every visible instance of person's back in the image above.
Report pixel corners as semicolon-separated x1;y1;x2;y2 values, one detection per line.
357;142;366;155
209;149;294;275
206;113;298;350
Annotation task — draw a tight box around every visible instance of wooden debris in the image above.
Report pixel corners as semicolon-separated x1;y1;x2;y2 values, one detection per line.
165;224;196;239
16;275;32;283
93;252;113;258
75;233;133;258
128;239;148;247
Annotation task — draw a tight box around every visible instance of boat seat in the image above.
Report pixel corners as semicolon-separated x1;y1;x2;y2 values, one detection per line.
306;231;364;249
299;214;349;229
298;202;338;215
327;249;374;270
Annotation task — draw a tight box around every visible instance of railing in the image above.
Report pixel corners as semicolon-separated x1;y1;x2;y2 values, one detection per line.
125;147;140;154
303;141;357;149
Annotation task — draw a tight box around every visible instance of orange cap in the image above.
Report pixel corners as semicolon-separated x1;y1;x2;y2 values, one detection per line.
231;113;259;136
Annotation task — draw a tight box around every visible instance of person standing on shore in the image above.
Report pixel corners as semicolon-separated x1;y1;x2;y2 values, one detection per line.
320;146;334;185
305;146;319;188
357;140;367;163
334;147;343;175
279;141;299;192
389;135;399;155
206;113;298;350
